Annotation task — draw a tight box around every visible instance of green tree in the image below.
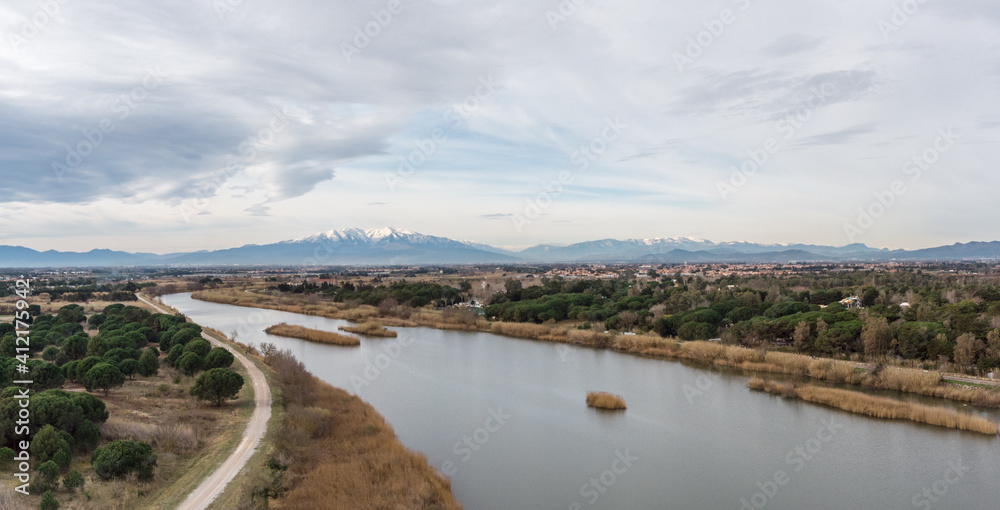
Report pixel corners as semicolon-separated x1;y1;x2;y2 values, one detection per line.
183;338;211;358
166;344;184;367
30;425;73;468
42;346;60;361
91;440;157;481
62;469;84;492
190;368;245;406
40;490;59;510
0;446;14;469
62;334;88;360
31;363;65;391
118;358;140;379
35;461;60;493
176;352;204;376
83;363;125;396
204;347;234;369
138;348;160;377
74;420;100;452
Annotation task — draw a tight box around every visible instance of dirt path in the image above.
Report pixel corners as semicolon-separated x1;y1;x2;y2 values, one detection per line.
138;295;272;510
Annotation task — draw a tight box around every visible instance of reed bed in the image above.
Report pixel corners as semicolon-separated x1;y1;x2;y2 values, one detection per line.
748;379;999;435
338;322;397;338
586;391;627;410
266;323;361;346
490;321;569;342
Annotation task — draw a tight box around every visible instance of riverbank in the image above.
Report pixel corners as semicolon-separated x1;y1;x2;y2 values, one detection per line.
150;294;462;509
188;288;1000;411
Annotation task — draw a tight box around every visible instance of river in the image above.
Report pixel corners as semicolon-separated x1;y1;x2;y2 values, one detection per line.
160;293;1000;510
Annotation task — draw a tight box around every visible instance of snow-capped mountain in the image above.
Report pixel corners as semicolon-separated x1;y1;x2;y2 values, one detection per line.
1;229;999;267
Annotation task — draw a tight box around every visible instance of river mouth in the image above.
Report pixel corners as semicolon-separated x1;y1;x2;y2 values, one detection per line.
161;292;1000;510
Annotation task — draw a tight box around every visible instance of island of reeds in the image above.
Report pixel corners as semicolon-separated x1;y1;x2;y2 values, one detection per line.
265;323;361;346
586;391;627;410
339;321;397;337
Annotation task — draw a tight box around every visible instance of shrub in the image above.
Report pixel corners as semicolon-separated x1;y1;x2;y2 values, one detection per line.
91;440;157;481
74;420;100;452
35;461;60;493
0;447;14;469
30;425;72;469
62;469;84;491
166;344;184;367
40;490;59;510
42;346;60;361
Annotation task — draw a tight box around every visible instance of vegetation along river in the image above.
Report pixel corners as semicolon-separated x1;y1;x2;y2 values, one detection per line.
161;292;1000;510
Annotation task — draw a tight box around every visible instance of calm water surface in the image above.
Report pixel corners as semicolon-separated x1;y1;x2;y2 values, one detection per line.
161;293;1000;510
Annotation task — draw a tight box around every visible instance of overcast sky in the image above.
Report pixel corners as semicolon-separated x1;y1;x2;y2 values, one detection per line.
2;0;999;253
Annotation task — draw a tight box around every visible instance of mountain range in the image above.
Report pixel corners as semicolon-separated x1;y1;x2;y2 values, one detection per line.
2;227;1000;267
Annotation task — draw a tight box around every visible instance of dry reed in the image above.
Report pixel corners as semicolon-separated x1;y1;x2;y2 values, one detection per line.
586;391;627;410
338;322;397;338
265;323;361;346
748;379;999;435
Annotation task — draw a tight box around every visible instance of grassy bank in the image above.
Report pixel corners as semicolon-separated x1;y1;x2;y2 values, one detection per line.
338;322;397;338
189;288;1000;409
232;347;461;509
265;323;360;346
586;391;627;410
748;378;999;435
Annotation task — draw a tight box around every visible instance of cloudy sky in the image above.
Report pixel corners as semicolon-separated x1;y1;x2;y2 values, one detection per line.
2;0;999;253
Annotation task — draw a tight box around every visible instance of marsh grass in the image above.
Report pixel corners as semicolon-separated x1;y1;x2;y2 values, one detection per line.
586;391;627;410
265;323;361;346
338;322;397;337
748;378;999;435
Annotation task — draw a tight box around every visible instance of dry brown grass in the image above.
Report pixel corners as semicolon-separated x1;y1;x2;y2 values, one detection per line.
100;417;200;452
749;379;999;435
490;322;569;342
339;322;397;338
586;391;627;410
265;323;361;346
248;349;461;510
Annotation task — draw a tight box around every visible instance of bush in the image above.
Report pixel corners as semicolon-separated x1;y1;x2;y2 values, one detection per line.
35;461;60;493
91;440;157;481
40;490;59;510
30;425;72;469
166;344;184;367
62;469;84;491
74;420;100;452
0;446;14;469
42;346;59;361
